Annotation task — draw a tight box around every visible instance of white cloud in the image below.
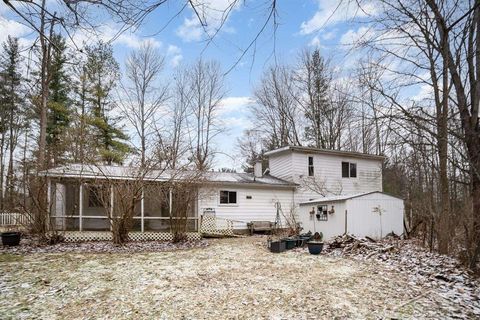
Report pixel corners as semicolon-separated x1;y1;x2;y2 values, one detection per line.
167;44;181;55
170;54;183;67
70;25;161;49
411;84;433;102
176;0;240;42
340;26;373;46
309;36;321;47
176;17;204;42
221;116;252;130
0;17;30;43
166;44;183;67
322;30;336;40
300;0;378;35
217;96;254;115
116;34;161;49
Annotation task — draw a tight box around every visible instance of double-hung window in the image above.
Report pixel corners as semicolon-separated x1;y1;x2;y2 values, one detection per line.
308;156;314;176
341;162;357;178
220;190;237;204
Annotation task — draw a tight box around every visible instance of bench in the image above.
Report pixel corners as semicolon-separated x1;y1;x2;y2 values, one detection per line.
247;221;274;235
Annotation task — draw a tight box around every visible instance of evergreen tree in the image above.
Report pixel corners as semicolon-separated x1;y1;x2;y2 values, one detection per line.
85;41;130;164
0;36;24;208
303;49;331;148
46;34;71;165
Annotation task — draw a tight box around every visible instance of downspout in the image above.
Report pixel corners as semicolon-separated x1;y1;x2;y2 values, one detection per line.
344;209;348;235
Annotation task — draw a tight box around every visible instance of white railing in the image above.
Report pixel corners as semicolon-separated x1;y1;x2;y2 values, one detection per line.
0;212;29;226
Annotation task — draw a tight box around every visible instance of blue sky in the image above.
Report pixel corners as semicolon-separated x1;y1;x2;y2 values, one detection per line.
0;0;377;169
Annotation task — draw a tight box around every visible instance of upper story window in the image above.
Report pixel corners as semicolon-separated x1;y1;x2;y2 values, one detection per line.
308;156;314;176
220;190;237;204
342;162;357;178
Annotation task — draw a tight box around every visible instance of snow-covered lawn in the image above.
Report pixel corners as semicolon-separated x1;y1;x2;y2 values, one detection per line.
1;237;479;319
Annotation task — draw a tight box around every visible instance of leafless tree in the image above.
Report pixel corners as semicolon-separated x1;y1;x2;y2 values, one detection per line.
185;59;226;171
252;65;303;148
92;163;156;244
349;0;479;268
118;42;168;166
154;67;191;169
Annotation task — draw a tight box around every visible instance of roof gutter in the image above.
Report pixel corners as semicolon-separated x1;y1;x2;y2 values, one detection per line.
265;146;385;161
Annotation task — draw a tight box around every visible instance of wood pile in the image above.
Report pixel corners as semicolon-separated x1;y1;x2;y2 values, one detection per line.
324;234;398;258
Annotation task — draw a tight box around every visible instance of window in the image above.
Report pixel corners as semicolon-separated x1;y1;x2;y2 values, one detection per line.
350;163;357;178
342;162;357;178
316;205;328;221
308;156;314;176
220;190;237;204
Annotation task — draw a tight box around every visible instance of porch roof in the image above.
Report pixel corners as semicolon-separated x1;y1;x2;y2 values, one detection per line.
40;164;297;188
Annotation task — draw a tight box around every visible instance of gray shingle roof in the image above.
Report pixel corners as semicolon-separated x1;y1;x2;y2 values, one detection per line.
40;164;296;188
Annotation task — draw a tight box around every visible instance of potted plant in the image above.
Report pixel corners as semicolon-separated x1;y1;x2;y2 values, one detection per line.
307;232;324;255
1;228;22;246
269;239;286;253
283;237;297;249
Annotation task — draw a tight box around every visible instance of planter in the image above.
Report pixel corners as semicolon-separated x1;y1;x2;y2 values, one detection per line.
1;232;21;246
307;241;324;255
296;237;304;247
297;236;311;247
270;240;286;253
284;238;297;250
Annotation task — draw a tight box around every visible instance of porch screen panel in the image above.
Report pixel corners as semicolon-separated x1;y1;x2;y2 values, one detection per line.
143;184;170;231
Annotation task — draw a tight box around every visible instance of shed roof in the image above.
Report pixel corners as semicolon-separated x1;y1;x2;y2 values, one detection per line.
299;191;403;205
264;146;385;161
40;164;297;188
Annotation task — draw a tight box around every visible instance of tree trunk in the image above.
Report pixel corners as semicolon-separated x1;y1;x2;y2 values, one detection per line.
0;133;5;210
436;31;450;254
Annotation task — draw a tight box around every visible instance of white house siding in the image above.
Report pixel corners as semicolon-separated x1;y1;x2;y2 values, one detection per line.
287;152;382;203
298;202;346;240
346;193;404;239
198;185;295;230
268;153;293;181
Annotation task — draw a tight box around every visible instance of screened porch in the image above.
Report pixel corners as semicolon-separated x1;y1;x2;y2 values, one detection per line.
47;178;199;233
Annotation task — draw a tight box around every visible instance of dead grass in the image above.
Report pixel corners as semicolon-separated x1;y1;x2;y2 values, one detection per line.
0;237;477;319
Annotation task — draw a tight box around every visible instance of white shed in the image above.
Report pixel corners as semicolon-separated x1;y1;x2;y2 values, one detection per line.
298;192;404;240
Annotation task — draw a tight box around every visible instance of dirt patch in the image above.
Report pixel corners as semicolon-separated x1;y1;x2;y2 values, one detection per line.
1;237;479;319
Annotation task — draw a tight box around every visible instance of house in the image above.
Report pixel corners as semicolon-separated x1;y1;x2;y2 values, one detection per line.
41;146;404;240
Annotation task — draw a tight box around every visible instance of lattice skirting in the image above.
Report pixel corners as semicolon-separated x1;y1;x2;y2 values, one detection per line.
56;231;201;242
200;215;234;236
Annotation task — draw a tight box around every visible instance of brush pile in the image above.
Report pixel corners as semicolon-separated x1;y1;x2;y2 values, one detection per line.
324;233;399;259
323;233;480;317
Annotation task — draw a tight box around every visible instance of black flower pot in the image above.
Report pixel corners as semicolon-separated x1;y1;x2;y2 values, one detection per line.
284;238;297;250
307;241;324;255
1;232;21;246
270;240;286;253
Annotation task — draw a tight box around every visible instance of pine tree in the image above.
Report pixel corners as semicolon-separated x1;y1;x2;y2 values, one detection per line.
85;41;130;165
0;36;24;208
303;49;331;148
46;34;71;166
